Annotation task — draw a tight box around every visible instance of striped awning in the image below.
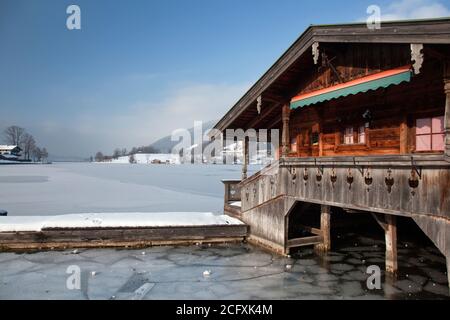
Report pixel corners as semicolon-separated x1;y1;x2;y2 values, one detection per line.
290;66;412;110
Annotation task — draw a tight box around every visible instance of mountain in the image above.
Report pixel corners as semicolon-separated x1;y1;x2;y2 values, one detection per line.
150;120;217;153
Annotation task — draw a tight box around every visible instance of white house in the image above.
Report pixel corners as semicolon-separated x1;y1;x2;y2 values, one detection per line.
110;153;181;165
0;145;22;160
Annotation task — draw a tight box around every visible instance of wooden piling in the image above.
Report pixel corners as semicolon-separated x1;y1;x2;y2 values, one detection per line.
315;205;331;252
385;214;398;275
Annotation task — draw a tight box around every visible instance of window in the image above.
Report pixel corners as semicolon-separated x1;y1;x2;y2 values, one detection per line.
290;137;297;152
358;125;366;144
342;125;366;145
311;132;319;145
416;116;445;151
344;127;354;144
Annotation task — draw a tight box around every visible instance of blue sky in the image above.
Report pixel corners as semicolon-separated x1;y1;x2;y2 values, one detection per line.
1;0;449;158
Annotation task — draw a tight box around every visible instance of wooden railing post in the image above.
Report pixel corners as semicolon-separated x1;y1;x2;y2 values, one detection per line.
282;104;291;157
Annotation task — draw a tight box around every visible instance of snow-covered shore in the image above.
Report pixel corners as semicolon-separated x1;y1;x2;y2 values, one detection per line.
0;212;244;232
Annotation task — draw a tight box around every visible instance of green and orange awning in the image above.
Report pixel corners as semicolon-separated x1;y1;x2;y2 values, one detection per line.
290;66;412;110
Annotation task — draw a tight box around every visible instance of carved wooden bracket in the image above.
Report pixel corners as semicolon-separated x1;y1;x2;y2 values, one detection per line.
256;95;262;115
312;42;320;65
411;44;424;75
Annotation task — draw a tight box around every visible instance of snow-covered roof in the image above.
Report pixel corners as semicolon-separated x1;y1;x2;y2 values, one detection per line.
0;145;21;151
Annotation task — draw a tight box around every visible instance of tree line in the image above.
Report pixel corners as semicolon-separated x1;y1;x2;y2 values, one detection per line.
93;145;160;162
3;125;48;161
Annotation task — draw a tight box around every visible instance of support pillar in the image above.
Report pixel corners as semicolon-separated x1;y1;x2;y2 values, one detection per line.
315;205;331;252
242;137;248;180
281;104;290;157
372;213;398;275
385;215;398;275
444;63;450;159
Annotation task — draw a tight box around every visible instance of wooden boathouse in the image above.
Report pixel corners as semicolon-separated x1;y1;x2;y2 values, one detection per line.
215;18;450;286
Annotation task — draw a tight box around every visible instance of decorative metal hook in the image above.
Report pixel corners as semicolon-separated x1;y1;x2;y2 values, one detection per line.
353;157;364;176
330;167;337;186
347;168;354;190
385;168;394;193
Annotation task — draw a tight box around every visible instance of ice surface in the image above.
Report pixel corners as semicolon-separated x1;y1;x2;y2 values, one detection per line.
0;240;448;300
0;163;261;216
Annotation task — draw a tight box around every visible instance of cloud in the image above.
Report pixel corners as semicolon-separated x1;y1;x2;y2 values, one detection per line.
379;0;450;20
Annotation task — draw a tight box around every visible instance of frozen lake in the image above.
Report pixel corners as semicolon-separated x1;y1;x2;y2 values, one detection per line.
0;240;449;300
0;162;449;300
0;163;254;216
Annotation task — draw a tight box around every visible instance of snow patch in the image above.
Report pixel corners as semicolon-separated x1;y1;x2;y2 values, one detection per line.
0;212;244;232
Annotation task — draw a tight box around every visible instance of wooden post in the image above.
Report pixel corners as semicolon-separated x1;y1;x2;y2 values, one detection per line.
447;257;450;294
385;214;398;275
444;63;450;159
399;115;408;154
281;104;290;157
315;205;331;252
242;137;248;180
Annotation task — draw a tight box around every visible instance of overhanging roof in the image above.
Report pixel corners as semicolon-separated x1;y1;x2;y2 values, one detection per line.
212;18;450;137
290;66;412;109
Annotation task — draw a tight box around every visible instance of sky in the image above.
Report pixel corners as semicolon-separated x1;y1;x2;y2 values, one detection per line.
1;0;450;158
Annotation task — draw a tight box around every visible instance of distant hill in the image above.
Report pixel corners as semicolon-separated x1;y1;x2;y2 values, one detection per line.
150;120;217;153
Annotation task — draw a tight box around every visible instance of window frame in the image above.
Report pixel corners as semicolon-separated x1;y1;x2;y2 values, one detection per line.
415;116;445;152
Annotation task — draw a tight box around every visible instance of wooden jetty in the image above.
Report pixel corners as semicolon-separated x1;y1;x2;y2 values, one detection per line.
0;213;248;251
215;19;450;289
0;225;248;251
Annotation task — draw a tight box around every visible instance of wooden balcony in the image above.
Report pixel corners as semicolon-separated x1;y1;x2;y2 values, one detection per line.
240;154;450;219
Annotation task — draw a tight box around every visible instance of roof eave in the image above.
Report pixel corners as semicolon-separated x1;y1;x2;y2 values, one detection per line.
212;18;450;136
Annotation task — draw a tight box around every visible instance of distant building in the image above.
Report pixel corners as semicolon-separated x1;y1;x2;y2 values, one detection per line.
0;145;22;160
110;153;181;165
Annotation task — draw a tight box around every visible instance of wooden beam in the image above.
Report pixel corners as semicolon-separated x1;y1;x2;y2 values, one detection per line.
298;225;323;236
267;117;282;130
371;212;388;231
288;236;323;248
385;214;398;275
247;102;281;129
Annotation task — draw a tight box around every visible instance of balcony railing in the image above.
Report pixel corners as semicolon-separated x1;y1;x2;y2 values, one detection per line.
238;154;450;219
222;179;242;218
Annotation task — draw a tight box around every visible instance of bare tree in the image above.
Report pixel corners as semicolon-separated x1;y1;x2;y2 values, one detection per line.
129;154;136;164
121;148;127;156
95;152;104;162
41;148;48;161
3;126;25;146
33;147;42;162
113;148;121;159
22;133;36;160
